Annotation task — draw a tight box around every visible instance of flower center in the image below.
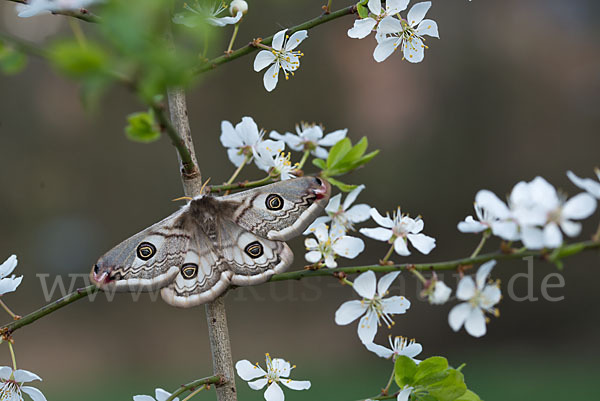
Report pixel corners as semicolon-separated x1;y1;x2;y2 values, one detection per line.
0;380;20;400
366;295;395;329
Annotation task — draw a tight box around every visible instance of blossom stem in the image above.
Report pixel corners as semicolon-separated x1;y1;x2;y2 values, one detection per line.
325;0;333;14
382;367;395;395
68;19;87;47
341;277;354;287
470;231;490;258
0;299;18;320
210;176;273;193
381;243;396;264
195;4;356;74
163;376;222;401
226;23;241;54
225;155;250;186
8;341;17;370
409;269;427;285
297;150;311;170
180;385;207;401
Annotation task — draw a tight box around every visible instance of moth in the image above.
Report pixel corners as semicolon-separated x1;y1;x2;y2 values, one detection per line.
91;176;330;307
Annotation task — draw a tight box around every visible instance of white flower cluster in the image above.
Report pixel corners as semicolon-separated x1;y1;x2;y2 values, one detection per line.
348;0;439;63
458;173;598;249
0;366;47;401
173;0;246;28
220;117;349;180
16;0;100;18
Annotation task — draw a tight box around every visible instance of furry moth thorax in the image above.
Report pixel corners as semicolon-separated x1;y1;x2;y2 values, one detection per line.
91;176;330;307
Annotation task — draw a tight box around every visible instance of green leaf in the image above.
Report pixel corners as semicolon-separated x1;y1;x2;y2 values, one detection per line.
395;355;418;388
455;390;482;401
414;357;449;385
50;41;108;78
548;242;586;269
125;110;161;143
326;177;358;193
0;42;27;75
356;3;369;18
340;136;368;164
326;138;352;169
312;158;326;170
426;369;467;401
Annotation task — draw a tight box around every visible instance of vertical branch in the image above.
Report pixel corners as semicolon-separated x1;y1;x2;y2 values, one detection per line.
166;87;238;401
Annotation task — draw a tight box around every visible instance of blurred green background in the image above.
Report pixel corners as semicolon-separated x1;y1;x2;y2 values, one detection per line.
1;0;599;400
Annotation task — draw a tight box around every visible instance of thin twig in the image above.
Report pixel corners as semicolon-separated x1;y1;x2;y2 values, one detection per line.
194;4;356;74
164;376;222;401
209;176;273;193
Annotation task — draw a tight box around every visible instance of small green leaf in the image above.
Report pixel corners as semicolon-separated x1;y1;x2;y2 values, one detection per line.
455;390;482;401
414;356;449;385
326;177;358;193
356;3;369;18
326;138;352;169
125;110;161;143
427;369;467;401
0;42;27;75
548;242;586;269
312;158;326;170
340;136;368;164
395;355;418;388
51;41;108;78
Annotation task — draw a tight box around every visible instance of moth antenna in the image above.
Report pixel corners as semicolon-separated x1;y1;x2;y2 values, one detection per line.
172;196;193;202
200;177;211;195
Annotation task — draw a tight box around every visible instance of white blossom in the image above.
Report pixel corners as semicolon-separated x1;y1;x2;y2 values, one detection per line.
305;185;371;236
0;366;47;401
253;29;308;92
448;260;501;337
252;148;298;181
133;388;178;401
397;385;415;401
17;0;99;17
335;270;410;343
458;190;520;241
270;122;347;159
347;0;409;39
360;208;436;256
0;255;23;296
235;354;310;401
364;336;422;363
173;0;242;28
509;177;597;249
220;116;284;170
304;223;365;268
425;279;452;305
374;1;439;63
229;0;248;15
567;169;600;199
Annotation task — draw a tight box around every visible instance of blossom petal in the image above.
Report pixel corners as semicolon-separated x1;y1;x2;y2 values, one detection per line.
341;185;365;211
305;251;322;264
248;378;268;390
387;0;410;14
567;170;600;198
560;220;582;238
285;30;308;51
325;194;342;214
335;300;367;325
0;366;12;380
353;270;377;299
393;237;411;256
381;296;410;314
227;148;247;168
457;216;487;233
397;387;413;401
377;272;400;296
475;190;511;219
332;236;365;259
237;117;260;145
263;63;280;92
220;120;243;148
416;19;439;38
133;396;155;401
271;359;291;378
562;193;597;220
367;0;382;15
543;222;563;248
13;369;42;383
521;226;544;250
401;343;423;359
364;342;394;359
464;307;487;337
21;386;48;401
358;308;378;343
407;1;431;27
0;276;23;295
0;255;18;278
373;37;401;62
370;208;394;228
264;383;285;401
236;360;267;380
280;379;311;391
430;281;452;305
303;216;331;235
360;227;393;242
346;204;372;223
456;276;476;301
491;221;520;241
448;302;471;331
407;233;436;255
319;129;348;146
480;285;501;308
476;260;496;290
402;35;425;63
155;389;177;401
313;146;329;159
324;254;337;268
272;29;287;51
377;16;403;35
254;50;276;72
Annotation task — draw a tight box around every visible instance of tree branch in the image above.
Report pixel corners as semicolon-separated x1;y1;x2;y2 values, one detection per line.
2;240;598;337
164;375;223;401
5;0;100;23
194;4;356;74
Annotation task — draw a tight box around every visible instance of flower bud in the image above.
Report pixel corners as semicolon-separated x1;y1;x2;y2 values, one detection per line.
230;0;248;15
